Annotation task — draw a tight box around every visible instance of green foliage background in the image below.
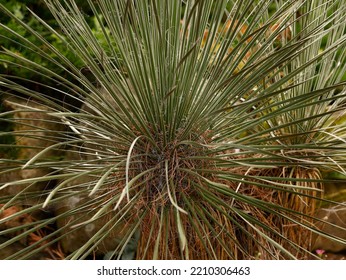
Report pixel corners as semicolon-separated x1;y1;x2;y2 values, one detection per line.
0;0;97;89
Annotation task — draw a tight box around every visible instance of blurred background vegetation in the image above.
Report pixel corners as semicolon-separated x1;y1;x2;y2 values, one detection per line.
0;0;96;157
0;0;93;85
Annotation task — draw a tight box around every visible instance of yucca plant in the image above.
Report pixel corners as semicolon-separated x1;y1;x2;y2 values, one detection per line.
1;0;346;260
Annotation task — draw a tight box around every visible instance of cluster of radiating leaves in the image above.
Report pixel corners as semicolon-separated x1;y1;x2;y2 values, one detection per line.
0;0;346;259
